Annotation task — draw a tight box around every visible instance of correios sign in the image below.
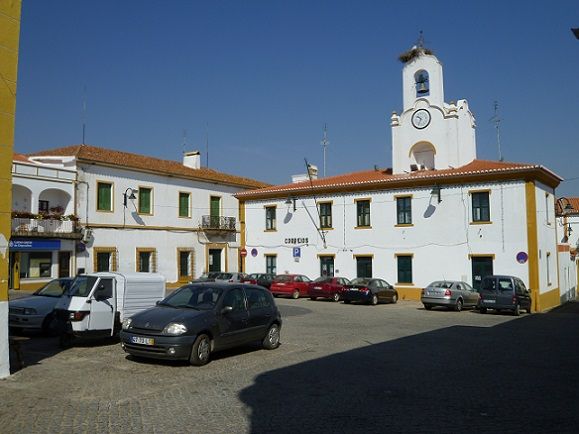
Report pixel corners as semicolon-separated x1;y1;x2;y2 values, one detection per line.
8;239;61;251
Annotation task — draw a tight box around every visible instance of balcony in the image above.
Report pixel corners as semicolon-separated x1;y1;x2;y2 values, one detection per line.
11;215;82;239
201;215;236;232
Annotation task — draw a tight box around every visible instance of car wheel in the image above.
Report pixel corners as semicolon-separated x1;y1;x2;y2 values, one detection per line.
332;293;340;302
455;299;463;312
424;304;432;310
391;293;398;304
59;332;75;349
190;334;211;366
310;297;317;301
262;324;280;350
42;313;59;336
370;294;378;306
513;304;521;317
479;307;487;314
343;300;351;304
292;289;299;299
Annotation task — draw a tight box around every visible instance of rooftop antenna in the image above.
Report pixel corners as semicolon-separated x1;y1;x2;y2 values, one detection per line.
205;122;209;167
489;101;503;161
81;85;87;144
304;158;327;248
321;123;329;177
182;129;188;155
417;30;425;48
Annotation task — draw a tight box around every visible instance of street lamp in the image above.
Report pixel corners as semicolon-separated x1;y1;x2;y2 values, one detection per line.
430;185;442;203
285;197;296;212
123;188;137;208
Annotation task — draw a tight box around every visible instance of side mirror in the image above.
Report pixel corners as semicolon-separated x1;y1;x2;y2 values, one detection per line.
155;300;161;305
221;305;233;315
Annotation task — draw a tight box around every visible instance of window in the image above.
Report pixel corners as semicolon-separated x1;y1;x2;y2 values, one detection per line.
356;256;372;278
471;191;490;222
546;252;551;285
38;200;49;213
179;192;191;218
356;199;371;227
319;256;334;277
319;202;332;229
222;288;246;312
265;255;277;275
397;255;413;284
94;248;117;272
396;196;412;225
18;252;52;278
138;187;152;214
178;249;194;281
137;249;157;273
245;287;271;310
265;206;276;231
545;193;551;225
97;182;113;211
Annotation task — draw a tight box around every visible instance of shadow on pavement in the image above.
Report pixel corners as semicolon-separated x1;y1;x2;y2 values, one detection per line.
240;302;579;433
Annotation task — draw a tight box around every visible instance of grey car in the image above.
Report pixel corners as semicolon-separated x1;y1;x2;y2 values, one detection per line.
9;277;74;333
214;272;248;283
421;280;480;312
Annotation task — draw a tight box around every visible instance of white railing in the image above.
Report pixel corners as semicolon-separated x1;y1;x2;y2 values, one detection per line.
11;218;77;235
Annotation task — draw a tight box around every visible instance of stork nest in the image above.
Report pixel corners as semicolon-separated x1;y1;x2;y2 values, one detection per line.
398;47;434;63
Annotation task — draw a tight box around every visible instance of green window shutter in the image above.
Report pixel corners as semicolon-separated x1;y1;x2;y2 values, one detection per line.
179;193;190;217
210;197;220;217
97;183;112;211
139;188;152;214
397;256;413;283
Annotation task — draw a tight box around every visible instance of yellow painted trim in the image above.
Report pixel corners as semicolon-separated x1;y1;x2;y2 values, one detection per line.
178;191;192;218
470;221;493;225
395;224;414;228
317;253;336;258
469;189;492;195
525;181;540;312
394;253;414;257
264;205;277;231
394;286;423;301
394;194;413;199
354;226;372;229
176;248;194;281
93;247;118;272
317;200;334;205
321;227;334;230
210;195;222;216
353;254;374;259
395;282;415;286
135;248;157;273
96;180;114;213
239;201;246;272
468;253;496;260
318;201;333;229
354;197;372;203
539;287;560;311
264;229;277;232
86;223;206;232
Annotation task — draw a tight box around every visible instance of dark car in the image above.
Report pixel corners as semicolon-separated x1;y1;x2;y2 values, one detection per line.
341;277;398;305
308;277;351;302
242;273;276;289
120;283;282;366
478;275;532;316
270;274;312;299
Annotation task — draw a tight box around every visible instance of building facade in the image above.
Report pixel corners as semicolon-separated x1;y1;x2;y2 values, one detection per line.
556;197;579;302
23;145;267;286
237;46;563;312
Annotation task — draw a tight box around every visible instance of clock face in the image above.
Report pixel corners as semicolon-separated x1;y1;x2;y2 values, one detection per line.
412;109;431;129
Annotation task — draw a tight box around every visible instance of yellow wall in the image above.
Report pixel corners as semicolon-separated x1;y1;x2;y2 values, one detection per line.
0;0;22;302
395;286;422;301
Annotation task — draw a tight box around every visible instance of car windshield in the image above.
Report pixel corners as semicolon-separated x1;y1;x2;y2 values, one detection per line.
481;278;497;291
350;278;371;286
314;277;332;283
34;279;72;297
275;275;293;282
160;285;222;310
430;281;453;289
248;274;259;279
217;273;233;280
68;276;98;297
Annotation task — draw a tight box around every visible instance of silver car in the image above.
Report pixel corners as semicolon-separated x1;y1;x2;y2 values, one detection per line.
421;280;480;312
213;272;248;283
9;277;74;333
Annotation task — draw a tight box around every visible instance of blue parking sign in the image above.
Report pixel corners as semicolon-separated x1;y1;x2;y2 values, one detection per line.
293;247;301;258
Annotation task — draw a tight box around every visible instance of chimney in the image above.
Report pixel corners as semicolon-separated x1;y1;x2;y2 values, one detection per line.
291;164;319;183
183;151;201;169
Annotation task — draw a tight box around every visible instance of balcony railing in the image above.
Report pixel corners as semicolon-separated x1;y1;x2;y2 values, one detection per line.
201;215;236;232
11;217;82;239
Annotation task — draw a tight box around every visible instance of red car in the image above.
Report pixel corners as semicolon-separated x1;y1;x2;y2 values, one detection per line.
308;277;351;302
270;274;312;299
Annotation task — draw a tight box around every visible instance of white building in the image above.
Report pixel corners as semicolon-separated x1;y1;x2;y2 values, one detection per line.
9;153;80;290
237;46;564;312
22;145;267;287
556;197;578;302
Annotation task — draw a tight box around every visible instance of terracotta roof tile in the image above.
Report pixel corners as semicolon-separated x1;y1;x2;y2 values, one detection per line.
28;144;269;189
237;159;562;199
13;153;29;162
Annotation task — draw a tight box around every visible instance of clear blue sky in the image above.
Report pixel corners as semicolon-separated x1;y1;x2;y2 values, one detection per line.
14;1;579;196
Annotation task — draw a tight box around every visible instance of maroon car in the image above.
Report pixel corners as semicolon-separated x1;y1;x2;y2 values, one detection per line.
270;274;312;299
308;277;351;302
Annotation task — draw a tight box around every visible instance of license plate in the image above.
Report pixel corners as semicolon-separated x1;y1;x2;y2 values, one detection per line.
131;336;155;345
314;286;321;290
485;300;496;304
349;288;358;291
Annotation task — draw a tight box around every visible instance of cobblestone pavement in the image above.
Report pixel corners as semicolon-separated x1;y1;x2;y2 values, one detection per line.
2;297;579;433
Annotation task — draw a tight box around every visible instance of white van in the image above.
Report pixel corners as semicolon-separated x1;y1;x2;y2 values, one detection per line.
55;272;165;345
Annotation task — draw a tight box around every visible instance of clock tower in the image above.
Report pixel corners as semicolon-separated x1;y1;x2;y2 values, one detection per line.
391;46;477;174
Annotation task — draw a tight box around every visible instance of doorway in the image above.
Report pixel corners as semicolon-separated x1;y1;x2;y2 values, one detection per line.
59;251;71;277
471;256;494;291
209;249;222;273
319;256;335;277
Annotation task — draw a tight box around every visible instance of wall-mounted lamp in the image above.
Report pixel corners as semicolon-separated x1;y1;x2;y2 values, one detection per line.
285;197;296;212
123;188;137;208
430;185;442;203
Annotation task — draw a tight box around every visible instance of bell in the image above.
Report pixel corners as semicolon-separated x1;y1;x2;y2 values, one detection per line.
416;82;429;94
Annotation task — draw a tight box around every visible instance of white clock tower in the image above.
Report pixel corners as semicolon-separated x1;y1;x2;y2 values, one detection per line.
391;46;477;174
